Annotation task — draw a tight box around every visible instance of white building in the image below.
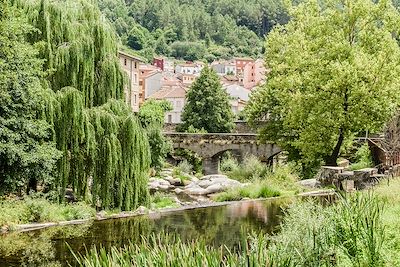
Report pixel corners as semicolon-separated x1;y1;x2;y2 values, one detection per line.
175;62;203;75
211;60;237;76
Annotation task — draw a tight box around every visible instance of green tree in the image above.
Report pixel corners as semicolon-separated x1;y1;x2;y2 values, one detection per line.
0;1;60;194
246;0;400;175
138;99;173;170
180;66;234;133
10;0;152;210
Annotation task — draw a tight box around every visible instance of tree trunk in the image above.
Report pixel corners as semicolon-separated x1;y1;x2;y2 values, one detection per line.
325;129;344;166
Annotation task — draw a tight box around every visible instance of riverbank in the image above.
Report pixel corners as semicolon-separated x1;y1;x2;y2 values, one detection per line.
0;188;333;234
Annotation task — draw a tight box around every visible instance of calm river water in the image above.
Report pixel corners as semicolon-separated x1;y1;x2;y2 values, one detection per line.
0;198;289;266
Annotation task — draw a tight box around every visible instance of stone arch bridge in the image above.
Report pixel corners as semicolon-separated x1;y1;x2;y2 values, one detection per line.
164;132;282;175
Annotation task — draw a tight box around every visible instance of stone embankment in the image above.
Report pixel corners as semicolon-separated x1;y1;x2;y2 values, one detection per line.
298;166;388;191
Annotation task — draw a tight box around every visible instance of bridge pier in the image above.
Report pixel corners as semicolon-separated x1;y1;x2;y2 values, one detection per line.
203;157;219;175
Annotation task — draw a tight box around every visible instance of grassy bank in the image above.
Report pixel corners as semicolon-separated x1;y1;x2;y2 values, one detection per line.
375;178;400;266
0;197;95;230
214;156;302;201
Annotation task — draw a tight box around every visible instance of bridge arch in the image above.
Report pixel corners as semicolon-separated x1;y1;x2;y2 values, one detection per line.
165;132;282;174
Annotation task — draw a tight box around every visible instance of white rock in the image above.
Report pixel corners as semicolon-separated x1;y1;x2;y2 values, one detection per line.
174;188;184;194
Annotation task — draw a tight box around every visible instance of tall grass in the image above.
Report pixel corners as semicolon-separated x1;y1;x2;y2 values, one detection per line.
268;193;385;266
75;193;386;267
0;197;95;229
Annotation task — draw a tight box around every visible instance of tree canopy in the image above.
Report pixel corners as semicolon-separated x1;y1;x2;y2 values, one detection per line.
246;0;400;175
138;99;173;170
180;67;234;133
97;0;288;61
0;1;60;194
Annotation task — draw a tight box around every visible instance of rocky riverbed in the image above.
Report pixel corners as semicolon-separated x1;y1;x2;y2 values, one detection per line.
148;168;244;206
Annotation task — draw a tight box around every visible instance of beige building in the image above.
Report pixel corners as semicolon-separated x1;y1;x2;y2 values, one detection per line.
118;51;142;112
148;83;187;123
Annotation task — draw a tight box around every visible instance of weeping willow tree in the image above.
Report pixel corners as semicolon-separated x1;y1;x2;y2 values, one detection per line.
52;88;150;210
10;0;151;210
13;0;125;107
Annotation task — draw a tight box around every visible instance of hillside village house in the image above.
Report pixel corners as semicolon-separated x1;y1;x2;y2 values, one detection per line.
119;51;142;112
175;62;204;75
211;60;237;76
149;83;187;123
242;59;266;89
222;83;250;114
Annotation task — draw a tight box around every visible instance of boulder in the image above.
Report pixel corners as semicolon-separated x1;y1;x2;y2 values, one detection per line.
205;183;225;194
174;188;184;194
298;179;321;189
148;178;173;190
184;186;208;195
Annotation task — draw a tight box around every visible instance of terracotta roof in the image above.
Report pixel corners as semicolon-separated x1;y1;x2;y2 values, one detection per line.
149;85;187;99
139;64;160;72
142;69;162;79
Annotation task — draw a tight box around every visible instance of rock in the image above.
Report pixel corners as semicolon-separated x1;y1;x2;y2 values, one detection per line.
338;159;350;168
174;188;184;194
136;206;149;214
205;183;225;194
184;185;208;195
96;211;107;220
298;179;321;189
198;179;213;188
148;178;174;190
200;174;228;180
183;174;243;195
164;176;182;186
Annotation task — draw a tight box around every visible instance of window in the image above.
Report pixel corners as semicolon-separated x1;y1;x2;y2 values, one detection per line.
124;59;127;66
168;114;172;123
134;94;137;104
134;62;138;69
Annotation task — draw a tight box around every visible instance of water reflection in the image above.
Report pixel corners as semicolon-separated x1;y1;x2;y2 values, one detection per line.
0;199;289;266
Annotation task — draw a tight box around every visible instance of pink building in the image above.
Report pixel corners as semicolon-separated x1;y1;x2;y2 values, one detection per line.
239;59;266;89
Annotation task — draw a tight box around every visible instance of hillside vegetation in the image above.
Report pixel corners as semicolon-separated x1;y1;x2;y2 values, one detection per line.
98;0;288;61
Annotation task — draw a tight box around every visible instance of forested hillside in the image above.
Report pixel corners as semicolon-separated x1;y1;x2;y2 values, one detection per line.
98;0;288;61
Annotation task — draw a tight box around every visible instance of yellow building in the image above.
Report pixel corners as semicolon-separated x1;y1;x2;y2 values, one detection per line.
118;51;143;112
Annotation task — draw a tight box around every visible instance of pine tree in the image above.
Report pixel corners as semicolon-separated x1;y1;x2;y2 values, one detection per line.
180;66;234;133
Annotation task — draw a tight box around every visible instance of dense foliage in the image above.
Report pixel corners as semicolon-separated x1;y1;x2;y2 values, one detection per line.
247;0;400;176
179;67;234;133
0;1;60;194
98;0;288;61
138;99;173;170
0;0;152;210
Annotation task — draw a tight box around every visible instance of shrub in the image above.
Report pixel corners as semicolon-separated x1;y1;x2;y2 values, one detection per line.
0;197;95;228
349;143;373;170
174;160;193;175
150;192;178;209
214;180;281;202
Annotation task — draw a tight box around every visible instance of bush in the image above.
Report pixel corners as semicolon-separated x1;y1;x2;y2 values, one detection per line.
214;180;281;202
0;197;95;228
349;143;373;170
176;160;193;174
